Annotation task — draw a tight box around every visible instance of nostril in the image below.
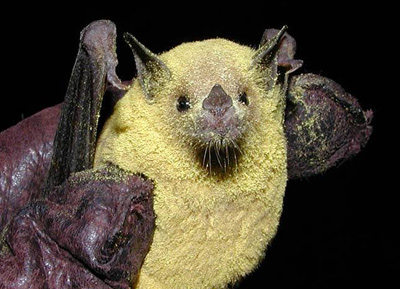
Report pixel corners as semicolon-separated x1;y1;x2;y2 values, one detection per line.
202;84;233;112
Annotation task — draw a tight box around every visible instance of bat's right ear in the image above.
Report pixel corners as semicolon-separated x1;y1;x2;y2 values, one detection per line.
124;33;171;101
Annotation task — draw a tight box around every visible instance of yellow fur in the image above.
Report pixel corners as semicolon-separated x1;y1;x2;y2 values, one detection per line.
95;39;287;288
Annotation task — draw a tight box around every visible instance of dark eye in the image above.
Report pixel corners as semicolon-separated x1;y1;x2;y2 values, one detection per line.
177;96;191;112
238;92;249;106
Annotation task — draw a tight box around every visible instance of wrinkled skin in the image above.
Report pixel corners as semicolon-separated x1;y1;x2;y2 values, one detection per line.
0;105;60;232
0;165;155;289
285;73;373;178
262;29;372;179
1;20;155;289
0;20;372;288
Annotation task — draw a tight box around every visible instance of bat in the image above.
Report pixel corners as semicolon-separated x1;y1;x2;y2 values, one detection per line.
0;20;372;288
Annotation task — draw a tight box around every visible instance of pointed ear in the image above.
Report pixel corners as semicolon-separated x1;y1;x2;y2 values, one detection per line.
251;26;304;90
250;25;288;88
260;28;303;76
124;33;171;100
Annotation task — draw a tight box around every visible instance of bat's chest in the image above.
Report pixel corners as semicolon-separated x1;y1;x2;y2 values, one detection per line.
136;177;285;289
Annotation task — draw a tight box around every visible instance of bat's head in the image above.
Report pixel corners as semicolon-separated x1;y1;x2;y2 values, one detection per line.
123;27;292;174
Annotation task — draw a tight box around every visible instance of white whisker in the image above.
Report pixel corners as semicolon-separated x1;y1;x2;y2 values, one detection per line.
203;144;208;168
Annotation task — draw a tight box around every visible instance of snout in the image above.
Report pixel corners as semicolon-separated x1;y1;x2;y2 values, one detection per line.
199;84;241;141
202;84;233;116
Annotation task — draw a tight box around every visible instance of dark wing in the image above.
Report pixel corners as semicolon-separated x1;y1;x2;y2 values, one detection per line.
0;164;154;289
284;73;373;179
1;20;155;288
0;20;127;230
43;20;128;194
261;28;372;179
0;105;60;232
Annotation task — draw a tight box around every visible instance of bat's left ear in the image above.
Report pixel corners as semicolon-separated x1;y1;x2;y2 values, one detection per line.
124;33;171;101
251;26;303;89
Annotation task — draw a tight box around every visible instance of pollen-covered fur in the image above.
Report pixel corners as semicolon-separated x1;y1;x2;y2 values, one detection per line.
95;37;288;288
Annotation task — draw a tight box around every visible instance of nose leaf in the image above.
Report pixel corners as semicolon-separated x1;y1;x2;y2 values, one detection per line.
202;84;233;114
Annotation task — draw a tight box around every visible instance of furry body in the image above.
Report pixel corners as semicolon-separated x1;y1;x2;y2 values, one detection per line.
95;39;287;288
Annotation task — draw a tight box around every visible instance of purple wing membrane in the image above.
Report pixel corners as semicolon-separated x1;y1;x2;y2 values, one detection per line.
0;20;154;289
0;165;155;289
0;105;60;232
285;73;373;179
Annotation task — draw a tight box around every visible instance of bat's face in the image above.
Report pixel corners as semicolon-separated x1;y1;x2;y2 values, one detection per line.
154;39;279;172
97;34;286;180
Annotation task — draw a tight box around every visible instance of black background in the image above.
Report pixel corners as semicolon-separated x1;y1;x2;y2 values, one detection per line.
1;1;396;288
